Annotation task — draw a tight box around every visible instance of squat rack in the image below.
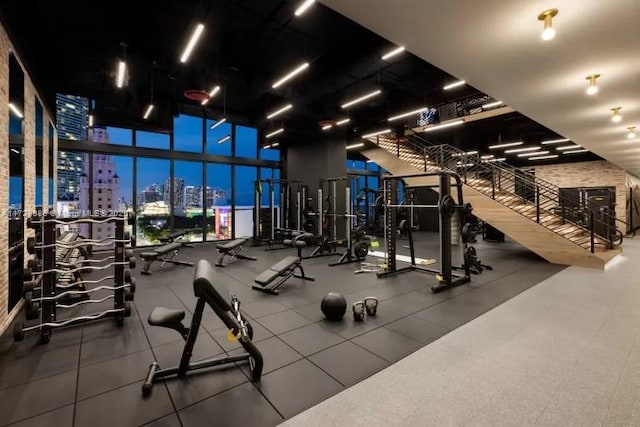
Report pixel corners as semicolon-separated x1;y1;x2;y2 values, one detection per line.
377;171;471;293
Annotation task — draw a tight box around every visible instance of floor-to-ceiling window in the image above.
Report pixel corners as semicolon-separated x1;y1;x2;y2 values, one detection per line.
53;96;280;247
234;166;257;238
174;160;204;242
136;158;171;245
206;163;232;241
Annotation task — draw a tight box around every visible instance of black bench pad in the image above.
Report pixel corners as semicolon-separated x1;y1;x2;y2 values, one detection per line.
254;256;299;286
148;307;185;327
140;242;183;260
216;238;248;251
193;259;232;311
159;231;188;243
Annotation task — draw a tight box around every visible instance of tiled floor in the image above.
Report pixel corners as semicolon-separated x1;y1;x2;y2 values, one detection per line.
0;233;564;426
282;238;640;427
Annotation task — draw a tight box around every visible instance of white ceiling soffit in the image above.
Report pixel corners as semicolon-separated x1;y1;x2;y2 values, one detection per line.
321;0;640;175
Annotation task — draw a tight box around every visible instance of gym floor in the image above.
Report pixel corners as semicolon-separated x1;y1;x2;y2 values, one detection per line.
0;233;565;427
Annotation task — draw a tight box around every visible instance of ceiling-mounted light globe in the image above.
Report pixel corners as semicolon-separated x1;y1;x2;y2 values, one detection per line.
541;27;556;41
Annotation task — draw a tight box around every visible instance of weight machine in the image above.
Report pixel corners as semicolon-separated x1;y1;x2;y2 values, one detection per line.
252;179;304;250
15;213;137;344
377;172;471;293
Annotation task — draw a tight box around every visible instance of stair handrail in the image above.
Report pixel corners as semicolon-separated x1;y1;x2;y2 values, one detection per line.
405;131;625;238
370;132;624;251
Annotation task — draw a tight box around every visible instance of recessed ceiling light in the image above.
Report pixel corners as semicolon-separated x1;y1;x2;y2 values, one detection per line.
529;154;558;160
180;23;205;63
322;124;333;131
266;128;284;138
381;46;405;60
388;107;428;122
294;0;316;16
346;142;364;150
209;117;227;130
423;119;464;132
201;85;221;105
585;74;600;95
538;8;558;41
518;150;550;157
541;138;570;145
336;118;351;126
488;141;523;149
272;62;309;89
443;80;465;90
8;103;23;118
504;146;541;154
362;129;392;139
271;142;280;147
556;145;582;151
266;103;293;119
482;101;503;109
143;104;154;120
341;90;382;109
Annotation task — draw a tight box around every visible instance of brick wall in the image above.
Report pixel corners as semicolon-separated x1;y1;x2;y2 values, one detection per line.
533;161;627;226
0;23;54;334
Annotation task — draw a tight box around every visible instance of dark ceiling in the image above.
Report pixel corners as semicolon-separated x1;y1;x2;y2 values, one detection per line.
0;0;600;164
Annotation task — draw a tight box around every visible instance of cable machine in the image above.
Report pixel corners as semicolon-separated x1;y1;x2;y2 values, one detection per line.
252;179;303;250
377;171;471;293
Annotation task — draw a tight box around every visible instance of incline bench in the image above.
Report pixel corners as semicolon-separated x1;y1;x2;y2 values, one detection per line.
142;259;263;395
158;230;193;246
140;242;194;275
215;238;257;267
253;233;314;295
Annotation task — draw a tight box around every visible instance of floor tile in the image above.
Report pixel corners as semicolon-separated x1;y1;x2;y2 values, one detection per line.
0;370;76;426
150;331;224;369
164;363;248;410
3;404;74;427
80;326;150;367
141;413;182;427
75;381;173;427
309;341;388;386
230;336;303;375
77;349;155;400
279;323;345;356
0;341;79;390
256;310;314;335
258;359;343;418
179;382;283;427
351;327;422;363
241;300;289;319
384;315;451;345
209;320;273;352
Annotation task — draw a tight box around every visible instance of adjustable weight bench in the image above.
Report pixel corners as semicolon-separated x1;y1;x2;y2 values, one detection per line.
159;230;193;247
215;238;257;267
140;242;194;275
253;234;315;295
142;259;263;395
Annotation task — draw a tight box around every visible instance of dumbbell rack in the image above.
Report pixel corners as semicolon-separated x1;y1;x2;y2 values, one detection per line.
15;213;136;344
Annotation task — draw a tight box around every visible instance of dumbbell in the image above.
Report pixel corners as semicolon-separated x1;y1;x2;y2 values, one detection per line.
28;258;41;271
26;237;36;255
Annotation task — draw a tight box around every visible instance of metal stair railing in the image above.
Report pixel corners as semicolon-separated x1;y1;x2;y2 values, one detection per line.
368;132;624;253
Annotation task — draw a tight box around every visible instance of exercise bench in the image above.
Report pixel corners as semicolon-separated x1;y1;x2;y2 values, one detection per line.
253;233;314;295
142;259;263;395
140;242;194;275
215;238;257;267
158;230;193;246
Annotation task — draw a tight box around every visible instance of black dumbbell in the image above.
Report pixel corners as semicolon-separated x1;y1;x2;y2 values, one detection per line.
26;237;36;255
129;256;136;269
28;258;41;271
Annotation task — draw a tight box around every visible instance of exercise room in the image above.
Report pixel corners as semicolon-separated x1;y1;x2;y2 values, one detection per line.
0;1;639;426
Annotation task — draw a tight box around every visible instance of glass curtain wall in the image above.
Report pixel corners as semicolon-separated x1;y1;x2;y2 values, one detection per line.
55;98;280;246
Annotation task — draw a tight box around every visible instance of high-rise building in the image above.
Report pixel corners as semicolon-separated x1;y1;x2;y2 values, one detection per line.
56;94;89;141
79;128;120;241
164;177;185;214
56;94;89;200
183;185;202;208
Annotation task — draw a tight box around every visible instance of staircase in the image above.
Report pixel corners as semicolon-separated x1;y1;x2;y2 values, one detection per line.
362;133;623;269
